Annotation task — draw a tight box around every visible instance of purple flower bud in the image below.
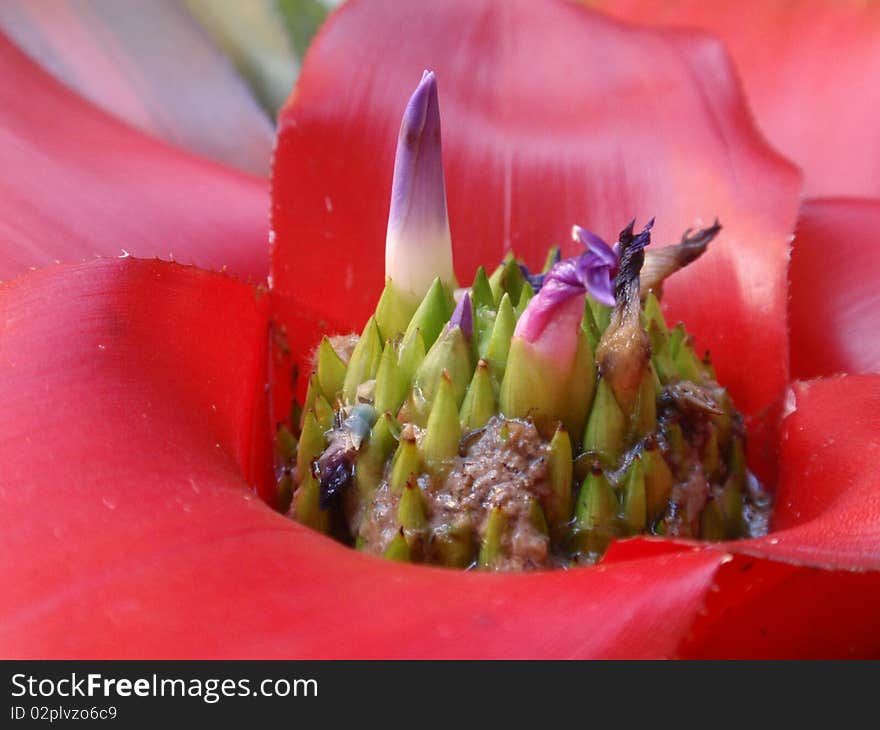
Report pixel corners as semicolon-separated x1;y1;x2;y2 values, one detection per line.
385;70;455;299
447;291;473;341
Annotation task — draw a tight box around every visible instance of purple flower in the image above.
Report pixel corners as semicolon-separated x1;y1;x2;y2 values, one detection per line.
515;220;652;344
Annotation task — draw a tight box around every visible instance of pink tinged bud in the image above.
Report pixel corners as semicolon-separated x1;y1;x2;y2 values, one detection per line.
385;70;455;299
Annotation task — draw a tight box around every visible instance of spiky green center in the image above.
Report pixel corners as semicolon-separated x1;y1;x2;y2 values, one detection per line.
276;252;770;571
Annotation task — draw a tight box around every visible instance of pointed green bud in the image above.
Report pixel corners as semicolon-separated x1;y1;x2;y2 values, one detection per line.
582;378;625;467
528;498;550;536
383;528;411;562
277;472;294;513
374;341;408;415
700;500;726;541
581;298;602;352
402;277;453;351
390;429;420;494
668;322;686;360
296;410;325;480
643;438;674;523
648;320;677;384
542;245;561;273
488;256;525;307
587;296;611;335
301;373;323;421
573;465;619;555
276;424;298;463
478;506;507;569
421;371;462;473
406;325;474;425
431;519;474;568
563;328;596;442
398;478;428;531
629;368;658;441
515;281;534;318
292;472;330;533
374;278;419;342
459;359;496;431
642;292;668;337
397;326;426;384
621;457;647;534
342;317;383;403
545;425;573;538
483;293;515;377
470;266;494;313
674;336;703;383
316;336;348;403
355;411;399;499
313;393;334;432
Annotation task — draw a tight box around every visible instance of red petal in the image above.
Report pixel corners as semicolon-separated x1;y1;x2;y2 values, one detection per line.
588;0;880;198
272;0;800;429
0;34;269;283
0;259;735;659
790;198;880;379
732;375;880;570
0;2;274;176
682;555;880;659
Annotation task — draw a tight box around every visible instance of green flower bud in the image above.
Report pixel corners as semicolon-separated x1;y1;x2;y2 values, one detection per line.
421;371;462;473
470;265;495;313
398;478;428;531
276;424;298;463
515;281;535;318
581;298;602;352
355;411;399;500
316;336;348;403
621;456;648;534
342;317;383;403
573;465;618;557
488;256;525;307
643;439;674;524
397;326;426;384
582;378;625;468
384;528;411;562
277;472;293;513
402;277;454;351
528;498;550;536
479;507;507;569
375;277;419;342
390;429;420;494
482;293;515;372
406;325;474;426
545;425;573;539
374;341;408;416
296;410;326;480
459;359;497;431
292;472;330;533
642;292;668;337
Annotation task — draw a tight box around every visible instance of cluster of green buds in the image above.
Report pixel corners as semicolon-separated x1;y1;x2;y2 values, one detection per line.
276;71;767;571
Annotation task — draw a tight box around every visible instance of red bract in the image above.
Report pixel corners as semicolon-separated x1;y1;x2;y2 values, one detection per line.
1;0;879;658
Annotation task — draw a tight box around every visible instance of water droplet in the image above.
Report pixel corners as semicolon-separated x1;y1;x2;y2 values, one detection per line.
102;496;117;510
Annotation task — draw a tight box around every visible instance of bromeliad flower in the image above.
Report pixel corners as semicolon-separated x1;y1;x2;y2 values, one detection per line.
2;0;880;658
